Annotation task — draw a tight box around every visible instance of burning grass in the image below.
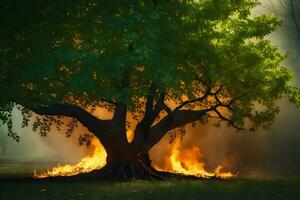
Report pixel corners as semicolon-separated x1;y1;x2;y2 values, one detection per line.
155;138;237;179
34;138;107;178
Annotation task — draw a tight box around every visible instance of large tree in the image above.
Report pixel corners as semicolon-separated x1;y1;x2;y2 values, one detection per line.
0;0;299;179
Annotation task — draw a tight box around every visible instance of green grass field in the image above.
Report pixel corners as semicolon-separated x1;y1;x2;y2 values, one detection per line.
0;178;299;200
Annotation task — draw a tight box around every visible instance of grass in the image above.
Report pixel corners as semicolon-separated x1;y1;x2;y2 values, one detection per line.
0;162;299;199
0;177;299;200
0;160;75;178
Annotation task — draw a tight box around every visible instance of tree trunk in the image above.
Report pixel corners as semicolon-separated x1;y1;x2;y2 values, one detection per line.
0;134;6;155
85;124;160;180
95;151;159;180
92;148;159;180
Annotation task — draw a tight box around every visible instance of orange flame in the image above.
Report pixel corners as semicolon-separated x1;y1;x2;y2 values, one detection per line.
126;129;134;143
155;139;237;179
34;138;107;178
34;132;236;179
34;130;134;178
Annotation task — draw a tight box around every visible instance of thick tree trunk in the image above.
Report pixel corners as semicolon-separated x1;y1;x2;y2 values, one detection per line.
91;134;159;180
88;99;164;180
86;122;160;180
95;151;159;180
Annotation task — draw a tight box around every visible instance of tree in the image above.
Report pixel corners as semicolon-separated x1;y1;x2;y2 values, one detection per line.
0;0;299;179
0;131;6;155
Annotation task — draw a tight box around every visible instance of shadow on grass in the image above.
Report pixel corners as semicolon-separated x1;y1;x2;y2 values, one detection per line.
0;176;299;200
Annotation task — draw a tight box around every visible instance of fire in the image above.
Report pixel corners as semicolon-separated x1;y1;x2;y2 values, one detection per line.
34;132;235;179
34;129;134;179
34;138;107;178
126;129;134;143
155;139;237;179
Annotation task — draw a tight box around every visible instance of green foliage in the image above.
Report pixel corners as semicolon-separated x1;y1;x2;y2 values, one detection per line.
0;0;299;138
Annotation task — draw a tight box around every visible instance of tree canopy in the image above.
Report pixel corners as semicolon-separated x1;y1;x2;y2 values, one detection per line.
0;0;299;143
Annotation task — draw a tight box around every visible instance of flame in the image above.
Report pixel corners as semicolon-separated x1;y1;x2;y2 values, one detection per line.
154;139;237;179
126;129;134;143
34;138;107;178
34;129;134;179
34;132;235;179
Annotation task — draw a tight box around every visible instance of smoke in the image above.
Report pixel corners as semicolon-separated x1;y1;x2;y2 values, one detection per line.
0;109;88;163
151;0;300;178
151;101;300;177
0;105;113;165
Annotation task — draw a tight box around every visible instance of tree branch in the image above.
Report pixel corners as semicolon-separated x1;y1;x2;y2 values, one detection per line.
135;91;166;135
113;101;127;129
226;82;261;107
174;91;210;111
133;90;170;148
144;84;157;119
112;70;130;133
142;82;261;151
144;107;216;150
20;103;112;138
211;109;244;131
99;98;116;106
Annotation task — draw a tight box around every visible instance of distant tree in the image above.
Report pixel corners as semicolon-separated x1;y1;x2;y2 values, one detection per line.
0;131;6;155
0;0;299;179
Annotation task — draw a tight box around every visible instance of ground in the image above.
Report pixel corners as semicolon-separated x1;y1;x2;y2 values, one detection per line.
0;178;299;200
0;160;300;200
0;161;300;199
